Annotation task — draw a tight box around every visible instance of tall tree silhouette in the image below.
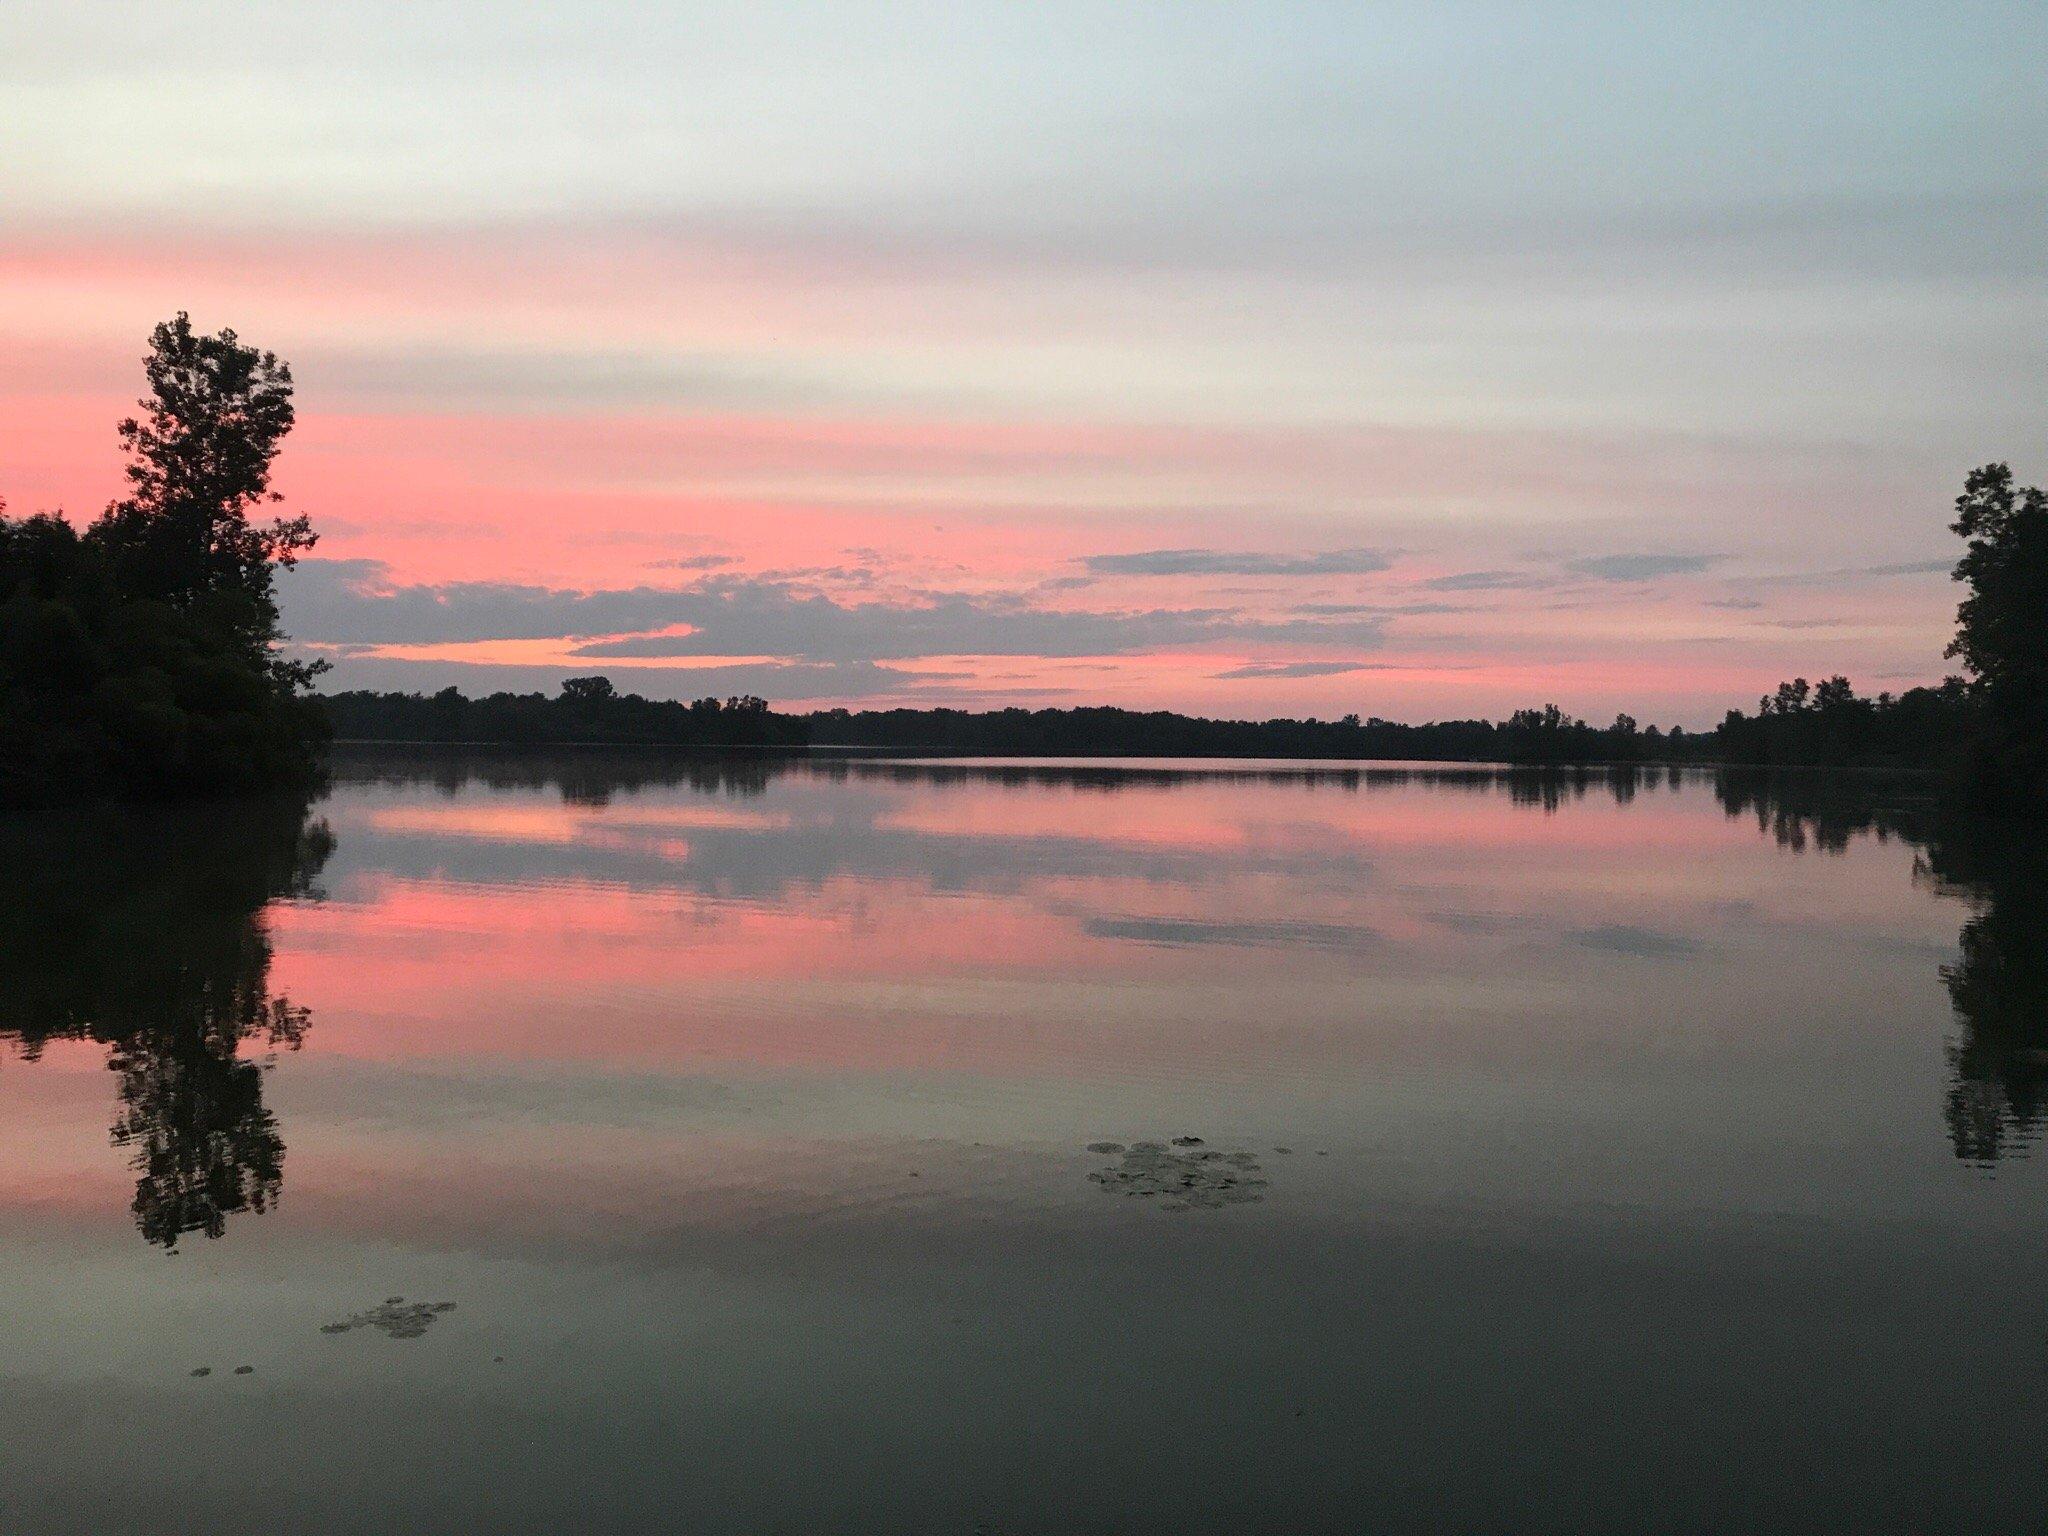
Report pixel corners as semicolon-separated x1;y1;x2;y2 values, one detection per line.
0;315;328;794
95;312;320;685
1948;462;2048;809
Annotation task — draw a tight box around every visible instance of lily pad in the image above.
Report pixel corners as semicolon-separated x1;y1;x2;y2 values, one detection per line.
1086;1139;1268;1212
322;1298;458;1341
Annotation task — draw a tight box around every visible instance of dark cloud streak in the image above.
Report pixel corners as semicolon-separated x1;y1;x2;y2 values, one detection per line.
1083;547;1393;577
1213;660;1371;680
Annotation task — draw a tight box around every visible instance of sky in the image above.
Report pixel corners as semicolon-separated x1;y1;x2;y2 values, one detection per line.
2;1;2044;726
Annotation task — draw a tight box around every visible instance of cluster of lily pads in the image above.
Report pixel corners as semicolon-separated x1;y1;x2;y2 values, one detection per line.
320;1296;458;1340
1085;1136;1269;1212
195;1131;1293;1383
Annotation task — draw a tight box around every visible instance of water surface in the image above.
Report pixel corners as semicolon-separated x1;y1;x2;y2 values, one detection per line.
2;755;2043;1533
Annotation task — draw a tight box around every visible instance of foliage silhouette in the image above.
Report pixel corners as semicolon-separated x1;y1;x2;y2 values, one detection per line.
1945;463;2048;810
320;679;1982;771
332;691;1683;761
323;682;804;748
0;315;327;797
1711;676;1974;773
804;702;1690;762
320;678;1972;771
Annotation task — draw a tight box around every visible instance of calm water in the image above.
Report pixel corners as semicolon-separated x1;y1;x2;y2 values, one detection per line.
3;753;2045;1534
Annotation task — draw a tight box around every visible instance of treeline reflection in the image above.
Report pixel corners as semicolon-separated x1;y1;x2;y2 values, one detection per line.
328;744;1711;806
6;754;2038;1253
334;746;1950;818
334;749;2047;1173
0;798;332;1248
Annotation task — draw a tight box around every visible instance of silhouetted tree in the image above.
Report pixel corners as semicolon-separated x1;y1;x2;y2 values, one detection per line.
561;675;617;702
1947;463;2048;810
1711;675;1972;770
95;314;314;653
0;316;329;796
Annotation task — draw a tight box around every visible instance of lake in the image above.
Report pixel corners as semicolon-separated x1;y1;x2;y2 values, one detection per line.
2;753;2044;1534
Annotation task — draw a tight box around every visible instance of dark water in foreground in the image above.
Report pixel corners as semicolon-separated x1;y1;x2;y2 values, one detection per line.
2;754;2045;1534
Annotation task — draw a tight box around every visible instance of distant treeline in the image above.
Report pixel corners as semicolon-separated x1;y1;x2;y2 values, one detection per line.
1711;677;1975;771
810;702;1697;762
826;687;1987;768
322;676;807;748
315;681;1976;769
323;685;1700;762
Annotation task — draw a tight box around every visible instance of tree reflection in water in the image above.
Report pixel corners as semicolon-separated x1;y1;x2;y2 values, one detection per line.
341;749;2048;1172
0;796;332;1248
1711;768;2048;1167
1918;820;2048;1165
4;752;2035;1258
